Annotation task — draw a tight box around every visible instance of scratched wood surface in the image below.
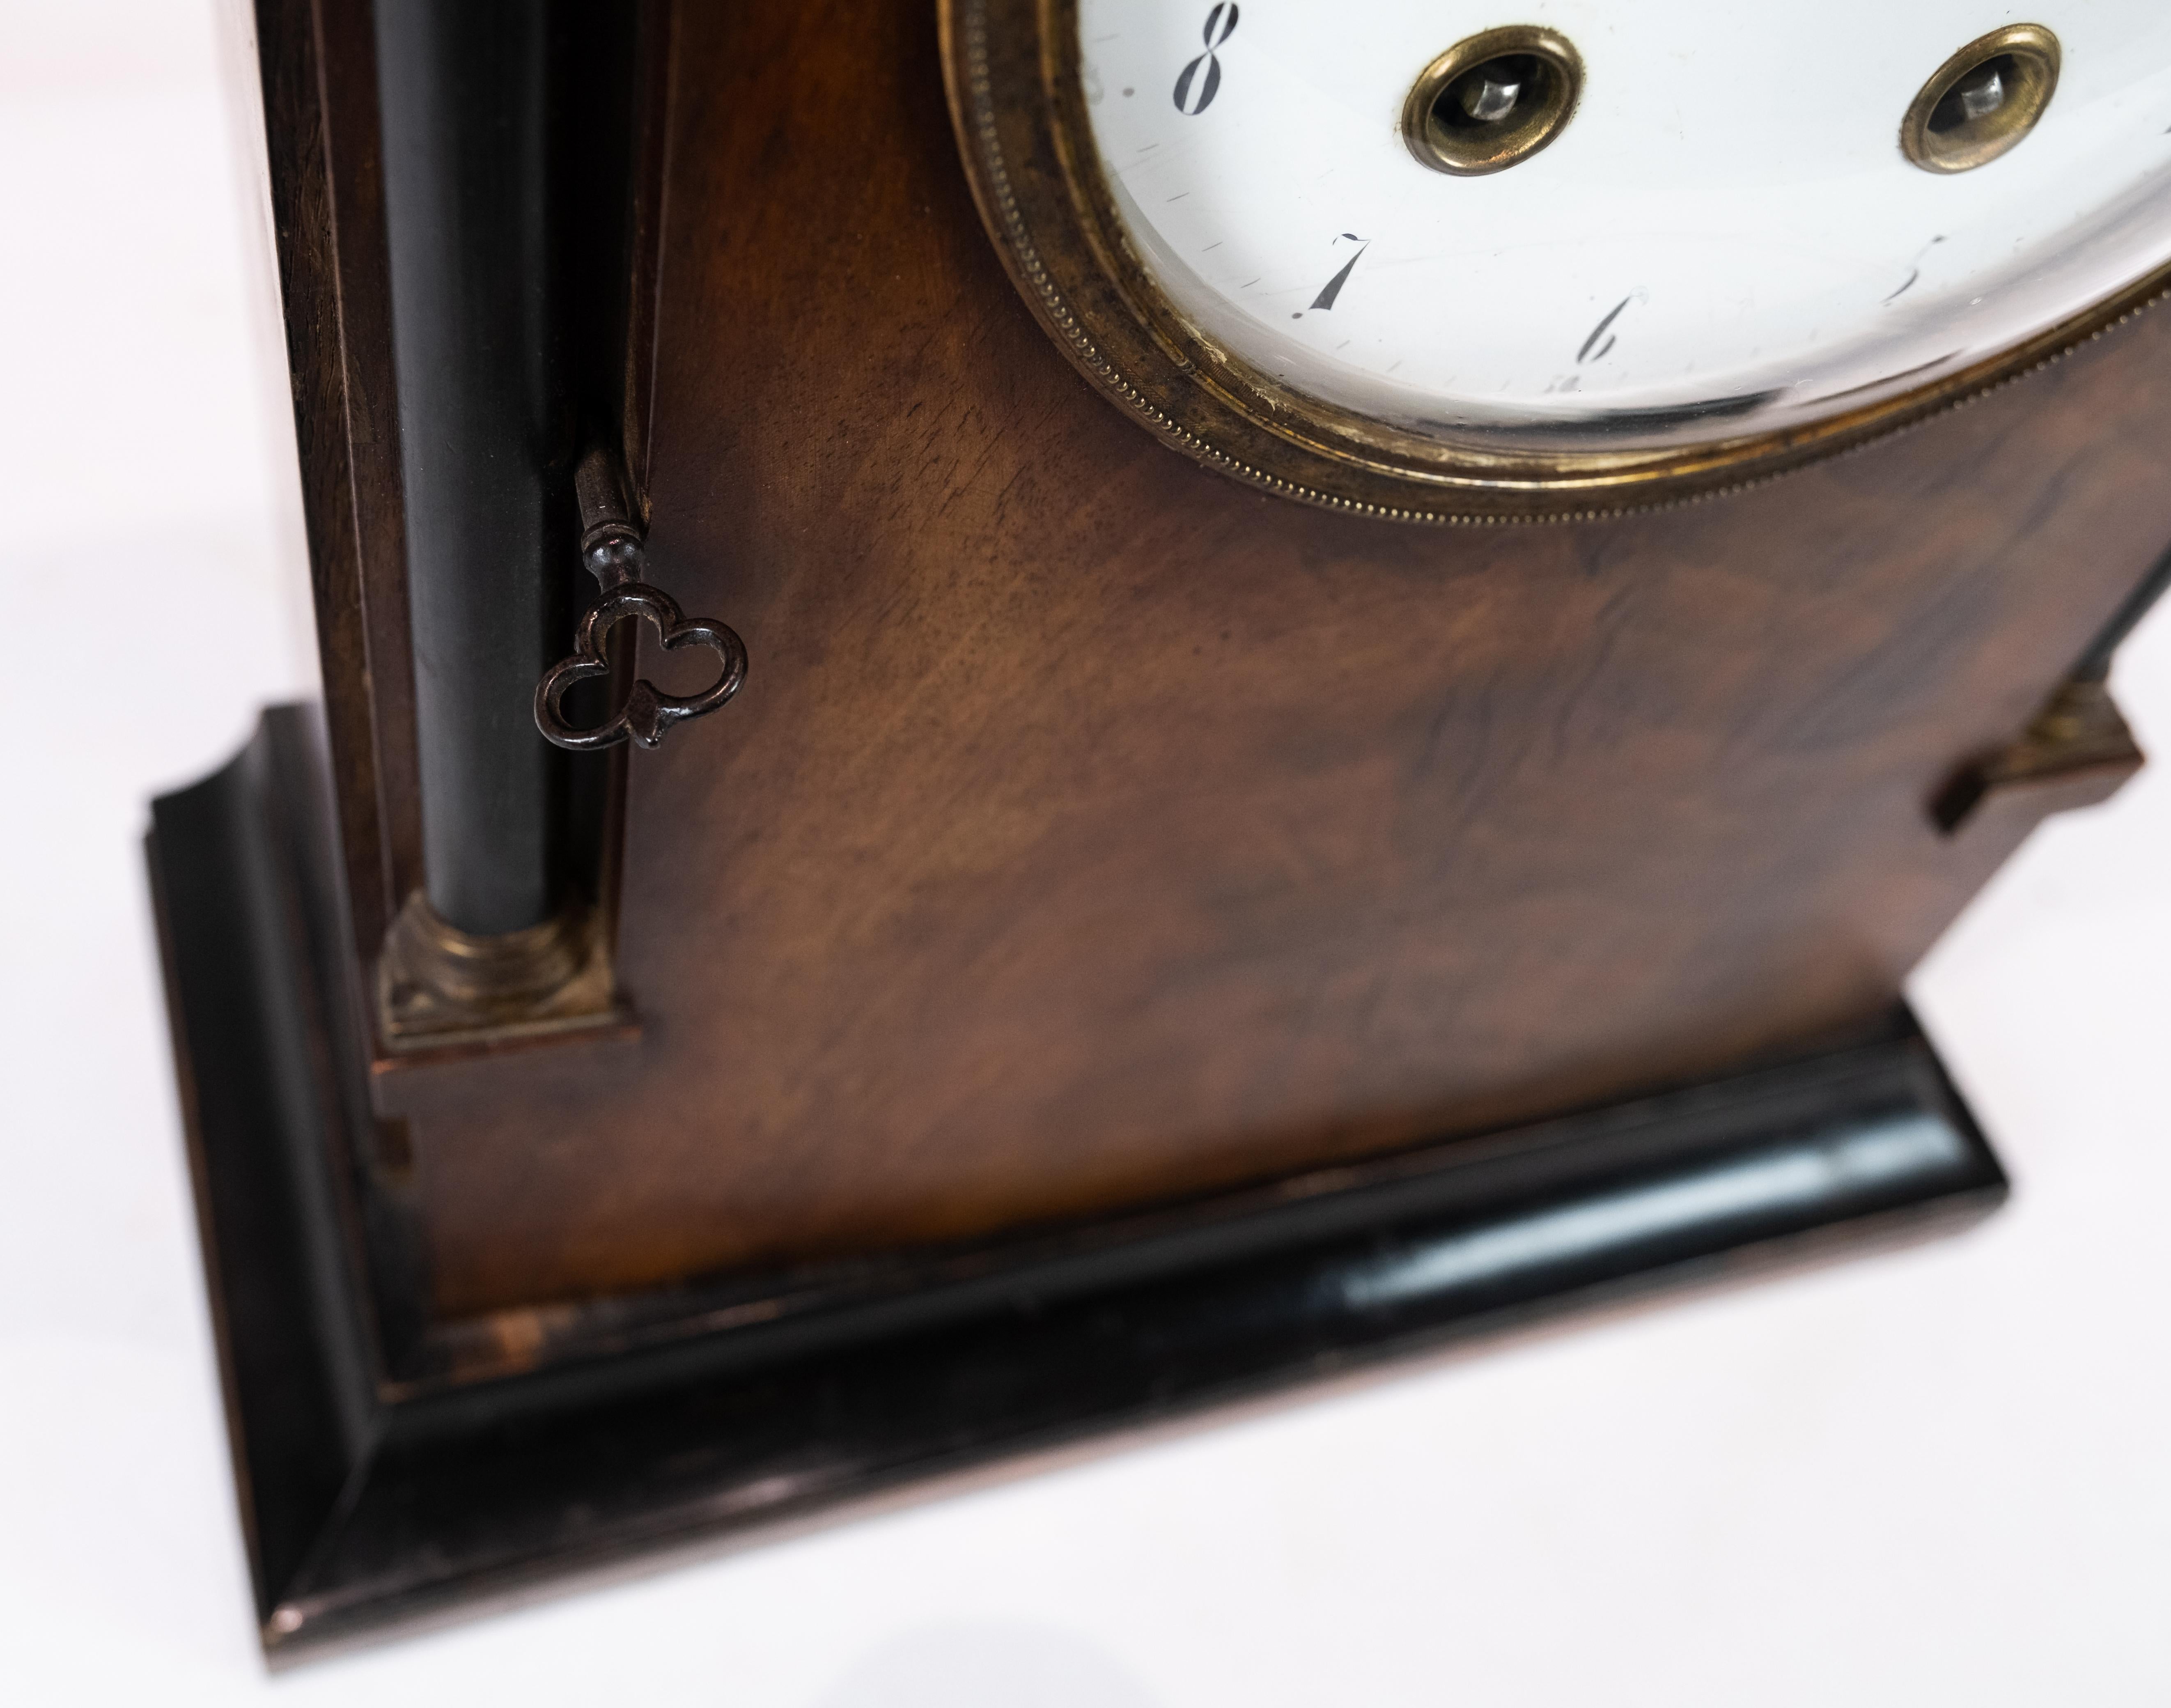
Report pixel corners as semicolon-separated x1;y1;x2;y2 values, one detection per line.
369;0;2171;1318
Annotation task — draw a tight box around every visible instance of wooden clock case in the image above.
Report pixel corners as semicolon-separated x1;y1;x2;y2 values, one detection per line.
150;0;2167;1659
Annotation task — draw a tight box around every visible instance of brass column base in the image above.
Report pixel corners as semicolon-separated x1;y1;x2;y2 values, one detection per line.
1935;675;2146;836
377;889;628;1051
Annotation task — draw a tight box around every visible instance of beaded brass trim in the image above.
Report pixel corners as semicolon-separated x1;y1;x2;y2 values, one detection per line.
939;0;2171;521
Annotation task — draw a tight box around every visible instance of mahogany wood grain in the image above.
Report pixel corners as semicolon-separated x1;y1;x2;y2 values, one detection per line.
256;0;422;953
366;0;2171;1317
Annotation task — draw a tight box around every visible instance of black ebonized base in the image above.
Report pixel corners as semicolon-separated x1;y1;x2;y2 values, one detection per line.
151;709;2008;1662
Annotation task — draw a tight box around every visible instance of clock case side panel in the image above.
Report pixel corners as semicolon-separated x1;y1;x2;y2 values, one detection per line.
252;0;423;959
939;0;2171;520
234;0;455;1385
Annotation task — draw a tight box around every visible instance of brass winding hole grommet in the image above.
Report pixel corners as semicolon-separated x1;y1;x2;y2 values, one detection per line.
1402;26;1583;177
1902;25;2060;174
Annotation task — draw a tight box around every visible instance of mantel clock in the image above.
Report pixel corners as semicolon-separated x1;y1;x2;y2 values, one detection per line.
149;0;2171;1655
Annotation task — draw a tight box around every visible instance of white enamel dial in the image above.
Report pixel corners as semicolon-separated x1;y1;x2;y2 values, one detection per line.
1077;2;2171;452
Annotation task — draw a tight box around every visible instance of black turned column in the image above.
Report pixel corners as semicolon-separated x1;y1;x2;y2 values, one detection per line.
374;0;567;937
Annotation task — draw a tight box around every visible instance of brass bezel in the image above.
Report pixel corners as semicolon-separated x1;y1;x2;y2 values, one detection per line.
1402;26;1583;178
1902;25;2061;175
939;0;2170;522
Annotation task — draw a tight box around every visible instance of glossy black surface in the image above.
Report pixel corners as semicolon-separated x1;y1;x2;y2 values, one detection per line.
374;0;569;934
151;709;2008;1662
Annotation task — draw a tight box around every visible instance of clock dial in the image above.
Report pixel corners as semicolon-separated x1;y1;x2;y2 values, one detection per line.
1076;1;2171;453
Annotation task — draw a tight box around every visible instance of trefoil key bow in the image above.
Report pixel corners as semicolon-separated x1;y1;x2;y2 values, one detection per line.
534;450;747;752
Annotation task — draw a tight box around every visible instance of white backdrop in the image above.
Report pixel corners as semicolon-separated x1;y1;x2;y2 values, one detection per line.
2;3;2165;1702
